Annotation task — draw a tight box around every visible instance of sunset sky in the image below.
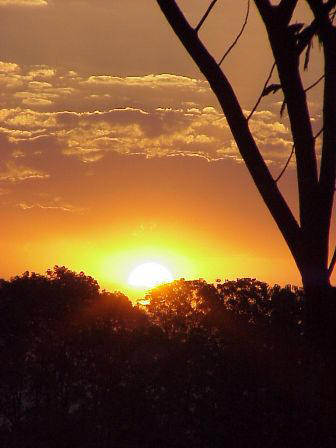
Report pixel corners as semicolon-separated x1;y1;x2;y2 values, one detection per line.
0;0;329;298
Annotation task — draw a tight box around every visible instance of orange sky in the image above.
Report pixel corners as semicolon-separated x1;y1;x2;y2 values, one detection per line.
0;0;330;298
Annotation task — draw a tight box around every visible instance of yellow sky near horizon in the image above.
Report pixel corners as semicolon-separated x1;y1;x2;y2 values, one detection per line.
0;0;330;298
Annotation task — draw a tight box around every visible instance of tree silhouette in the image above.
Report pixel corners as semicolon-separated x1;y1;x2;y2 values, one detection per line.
1;268;335;447
0;267;149;446
145;277;303;349
155;0;336;344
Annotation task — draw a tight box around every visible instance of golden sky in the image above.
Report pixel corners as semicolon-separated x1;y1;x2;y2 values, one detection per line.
0;0;329;297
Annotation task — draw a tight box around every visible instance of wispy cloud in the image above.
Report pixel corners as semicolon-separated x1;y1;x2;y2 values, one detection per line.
17;201;85;213
0;0;48;6
0;161;49;182
84;73;208;93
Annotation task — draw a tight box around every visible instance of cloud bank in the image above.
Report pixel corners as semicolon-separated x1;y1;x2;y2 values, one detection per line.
0;59;321;216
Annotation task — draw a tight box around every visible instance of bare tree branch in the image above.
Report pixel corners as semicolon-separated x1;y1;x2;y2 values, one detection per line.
316;34;336;269
304;39;313;70
306;0;335;40
195;0;219;34
314;127;324;140
218;0;250;66
156;0;303;267
305;74;325;93
274;128;324;184
328;246;336;277
280;99;286;117
275;144;295;183
274;125;324;184
297;20;317;55
253;0;273;23
279;74;324;117
247;62;276;121
277;0;299;25
255;0;319;238
157;0;336;314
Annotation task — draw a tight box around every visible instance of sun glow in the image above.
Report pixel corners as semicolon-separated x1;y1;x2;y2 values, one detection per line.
128;262;173;289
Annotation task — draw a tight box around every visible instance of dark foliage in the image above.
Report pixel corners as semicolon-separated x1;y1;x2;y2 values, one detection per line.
0;268;335;447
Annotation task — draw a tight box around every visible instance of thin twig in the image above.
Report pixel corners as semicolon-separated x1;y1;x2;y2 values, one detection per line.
274;128;323;183
305;74;325;93
328;246;336;277
218;0;250;66
247;62;276;121
274;144;295;183
195;0;219;33
314;127;324;140
280;98;286;117
279;75;324;117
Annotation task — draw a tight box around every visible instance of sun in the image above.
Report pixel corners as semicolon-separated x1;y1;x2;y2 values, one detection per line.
128;262;173;289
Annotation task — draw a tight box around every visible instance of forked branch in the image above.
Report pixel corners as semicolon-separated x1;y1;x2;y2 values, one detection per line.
277;0;299;25
156;0;303;267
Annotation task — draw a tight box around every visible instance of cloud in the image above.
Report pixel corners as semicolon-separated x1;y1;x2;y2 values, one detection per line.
0;63;212;112
84;73;208;93
0;75;24;90
27;67;56;79
0;0;48;6
0;62;20;73
15;91;56;107
0;161;49;182
16;201;84;213
0;59;320;215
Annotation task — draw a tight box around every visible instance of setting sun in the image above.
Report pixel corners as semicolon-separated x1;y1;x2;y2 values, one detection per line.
128;262;173;289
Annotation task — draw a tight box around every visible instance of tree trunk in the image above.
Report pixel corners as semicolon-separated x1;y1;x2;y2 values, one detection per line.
302;265;336;347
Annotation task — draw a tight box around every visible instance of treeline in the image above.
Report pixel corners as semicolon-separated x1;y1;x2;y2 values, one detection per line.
0;267;335;447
